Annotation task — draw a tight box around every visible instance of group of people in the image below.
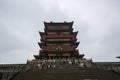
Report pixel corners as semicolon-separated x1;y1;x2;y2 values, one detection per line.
34;59;87;70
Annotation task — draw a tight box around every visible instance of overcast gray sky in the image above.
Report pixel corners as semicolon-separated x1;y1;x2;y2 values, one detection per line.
0;0;120;64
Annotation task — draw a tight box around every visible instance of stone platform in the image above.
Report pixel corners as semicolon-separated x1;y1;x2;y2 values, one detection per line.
11;60;120;80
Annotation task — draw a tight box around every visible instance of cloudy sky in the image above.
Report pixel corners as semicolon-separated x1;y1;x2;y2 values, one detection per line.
0;0;120;64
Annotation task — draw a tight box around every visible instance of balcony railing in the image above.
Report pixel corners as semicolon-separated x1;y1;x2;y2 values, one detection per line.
45;35;74;38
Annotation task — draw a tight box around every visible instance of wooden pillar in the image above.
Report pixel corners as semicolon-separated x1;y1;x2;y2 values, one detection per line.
49;56;51;59
68;55;70;59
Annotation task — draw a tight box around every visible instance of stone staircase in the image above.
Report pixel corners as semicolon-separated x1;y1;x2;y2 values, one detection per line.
11;62;120;80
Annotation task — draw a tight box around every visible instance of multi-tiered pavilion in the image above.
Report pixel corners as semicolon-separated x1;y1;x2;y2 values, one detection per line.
34;21;84;60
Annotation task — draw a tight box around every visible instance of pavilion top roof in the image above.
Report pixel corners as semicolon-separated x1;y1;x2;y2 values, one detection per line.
44;21;73;30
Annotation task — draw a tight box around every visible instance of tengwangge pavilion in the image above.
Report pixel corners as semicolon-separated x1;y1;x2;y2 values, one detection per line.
29;21;92;67
34;21;84;59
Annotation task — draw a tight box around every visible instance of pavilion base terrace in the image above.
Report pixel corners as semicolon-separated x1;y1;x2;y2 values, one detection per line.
27;58;93;68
